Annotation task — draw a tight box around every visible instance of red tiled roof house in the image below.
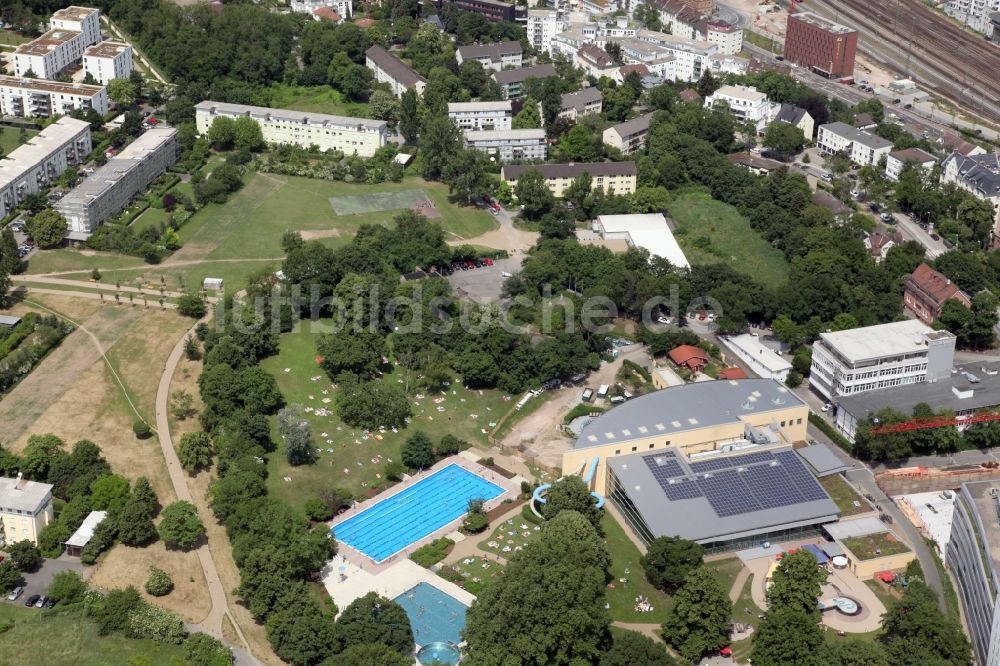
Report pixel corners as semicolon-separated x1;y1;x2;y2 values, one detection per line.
904;263;971;324
668;345;710;372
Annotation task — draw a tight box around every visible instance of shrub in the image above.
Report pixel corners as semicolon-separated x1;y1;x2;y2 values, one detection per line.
6;540;41;572
384;460;405;481
48;570;88;605
437;434;466;456
133;420;152;439
401;431;435;469
145;567;174;596
184;633;231;666
127;602;187;644
410;538;454;567
304;497;334;522
463;512;488;533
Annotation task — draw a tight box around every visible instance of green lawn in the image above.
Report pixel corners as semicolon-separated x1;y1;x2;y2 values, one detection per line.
25;250;145;275
268;84;370;119
439;554;507;596
842;532;911;560
259;327;511;510
743;29;783;54
0;605;187;665
602;513;673;624
668;192;790;289
131;206;172;235
478;515;543;558
730;573;764;661
820;474;871;517
0;126;38;155
708;556;745;596
0;29;33;45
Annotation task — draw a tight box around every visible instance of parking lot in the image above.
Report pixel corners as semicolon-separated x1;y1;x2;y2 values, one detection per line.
3;557;87;608
446;255;522;303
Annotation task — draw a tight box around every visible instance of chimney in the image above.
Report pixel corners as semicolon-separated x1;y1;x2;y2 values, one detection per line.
14;472;26;490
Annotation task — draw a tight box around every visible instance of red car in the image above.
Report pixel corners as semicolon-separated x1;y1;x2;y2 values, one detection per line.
484;258;494;266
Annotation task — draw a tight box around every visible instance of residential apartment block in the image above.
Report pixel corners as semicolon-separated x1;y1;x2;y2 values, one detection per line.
12;6;101;80
704;84;771;131
697;19;742;55
290;0;354;19
447;101;513;131
527;9;566;55
808;319;956;402
603;112;656;155
632;29;717;82
784;12;857;79
0;475;55;547
492;64;557;99
558;87;603;121
194;101;387;157
0;75;108;118
501;161;638;198
941;150;1000;235
885;147;937;181
0;116;92;219
945;0;999;36
365;46;426;98
50;5;101;46
773;103;814;140
448;0;519;22
456;41;523;72
56;127;179;236
816;122;893;166
903;263;971;324
83;41;133;84
463;129;547;162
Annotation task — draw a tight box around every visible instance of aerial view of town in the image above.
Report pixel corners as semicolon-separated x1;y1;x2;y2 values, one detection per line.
0;0;998;664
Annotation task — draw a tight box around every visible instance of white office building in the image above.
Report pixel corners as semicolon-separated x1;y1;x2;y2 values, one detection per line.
527;9;566;55
593;213;690;268
463;129;547;162
447;101;513;131
56;127;179;236
808;320;956;402
720;334;792;382
704;85;771;131
456;41;523;72
817;122;894;166
0;75;108;118
195;101;388;157
0;117;92;219
83;41;133;85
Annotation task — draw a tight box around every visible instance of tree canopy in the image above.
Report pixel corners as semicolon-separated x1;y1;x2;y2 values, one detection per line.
334;592;414;656
660;566;731;662
640;536;705;593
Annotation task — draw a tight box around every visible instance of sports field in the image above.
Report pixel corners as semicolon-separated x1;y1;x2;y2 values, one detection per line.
329;188;431;216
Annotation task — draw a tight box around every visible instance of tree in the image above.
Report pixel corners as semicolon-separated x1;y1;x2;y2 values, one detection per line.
513;99;542;129
763;122;805;158
107;77;137;107
401;431;435;469
145;567;174;596
766;550;826;617
97;586;143;635
277;405;316;466
26;209;67;248
207;116;236;150
89;474;131;512
131;477;159;517
661;566;730;661
419;115;462;181
335;592;414;655
750;609;824;666
880;580;970;666
634;2;662;30
437;434;465;456
6;540;41;572
540;476;603;530
48;570;87;605
640;536;705;593
0;227;22;276
559;125;599;162
399;88;420;143
337;379;412;429
118;495;158;546
158;500;205;550
0;560;24;593
444;149;491;206
178;432;214;474
22;433;63;480
629;186;672;214
368;90;400;124
601;630;678;666
266;587;339;664
184;633;232;666
514;169;555;220
817;639;889;666
233;116;264;151
317;331;385;380
329;642;413;666
178;292;207;318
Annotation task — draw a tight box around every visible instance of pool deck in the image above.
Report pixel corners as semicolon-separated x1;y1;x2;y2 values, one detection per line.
328;455;520;573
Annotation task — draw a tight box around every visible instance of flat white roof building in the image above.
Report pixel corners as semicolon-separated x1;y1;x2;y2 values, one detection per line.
447;101;513;131
0;116;92;219
720;334;792;382
83;41;133;85
0;75;108;118
194;101;388;157
64;510;107;555
817;122;894;166
705;85;772;131
0;474;55;546
594;213;690;268
50;5;101;47
463;129;547;162
527;9;566;55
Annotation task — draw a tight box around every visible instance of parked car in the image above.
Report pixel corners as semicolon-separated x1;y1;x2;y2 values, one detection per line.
821;403;832;413
34;596;46;608
7;586;23;601
24;595;40;607
501;271;512;278
821;173;833;182
657;315;673;324
43;597;55;609
931;233;941;240
880;213;893;222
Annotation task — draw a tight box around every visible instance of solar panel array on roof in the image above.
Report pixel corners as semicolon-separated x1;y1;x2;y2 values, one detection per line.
690;450;774;473
775;451;830;501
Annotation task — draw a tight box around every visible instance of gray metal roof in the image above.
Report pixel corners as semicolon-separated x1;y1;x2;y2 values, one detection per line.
0;315;22;327
194;101;386;132
608;446;840;543
365;46;426;87
607;111;656;139
820;121;893;150
0;476;53;513
796;443;850;477
560;87;603;112
574;378;804;448
457;41;522;62
492;64;557;85
65;510;107;547
775;103;808;126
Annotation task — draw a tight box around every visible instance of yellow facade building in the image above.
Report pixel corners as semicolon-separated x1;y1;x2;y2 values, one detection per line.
501;161;638;198
0;475;55;547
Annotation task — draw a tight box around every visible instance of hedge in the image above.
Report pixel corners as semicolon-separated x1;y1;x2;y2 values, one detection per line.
809;413;853;454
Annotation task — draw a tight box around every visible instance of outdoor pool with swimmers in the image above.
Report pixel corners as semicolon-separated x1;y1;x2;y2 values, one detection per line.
394;582;469;647
331;463;505;562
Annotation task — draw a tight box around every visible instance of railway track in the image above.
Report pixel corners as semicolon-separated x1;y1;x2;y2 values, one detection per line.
802;0;1000;124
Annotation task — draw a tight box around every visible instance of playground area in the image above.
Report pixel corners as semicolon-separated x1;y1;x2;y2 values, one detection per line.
329;188;440;218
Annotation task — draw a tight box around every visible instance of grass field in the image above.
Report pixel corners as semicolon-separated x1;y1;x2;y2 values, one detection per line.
602;513;673;623
820;474;871;517
743;29;783;54
0;125;38;155
0;29;33;45
669;192;790;289
842;532;911;560
268;84;369;119
0;605;187;665
259;326;510;510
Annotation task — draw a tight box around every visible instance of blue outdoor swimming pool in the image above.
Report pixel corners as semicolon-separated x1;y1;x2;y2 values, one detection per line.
331;464;505;562
394;582;468;647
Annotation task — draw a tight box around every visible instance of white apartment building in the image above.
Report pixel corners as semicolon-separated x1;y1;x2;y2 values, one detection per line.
365;46;426;98
194;101;388;157
699;20;743;55
56;127;179;235
0;475;55;547
501;161;639;197
615;38;676;80
83;41;133;84
945;0;999;36
885;147;938;182
447;101;513;131
13;28;88;80
558;87;603;120
456;41;523;72
50;5;101;47
603;111;656;154
464;129;547;162
941;150;1000;232
817;122;894;166
704;84;771;131
527;9;566;54
634;29;717;82
0;116;92;219
0;75;108;118
583;0;616;16
808;319;956;402
290;0;353;18
550;20;639;63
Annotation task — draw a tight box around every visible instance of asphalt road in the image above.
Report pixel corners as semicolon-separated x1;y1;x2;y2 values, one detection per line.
890;210;948;258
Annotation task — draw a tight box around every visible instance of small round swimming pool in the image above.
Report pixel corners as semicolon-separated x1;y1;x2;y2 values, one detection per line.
417;642;461;665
